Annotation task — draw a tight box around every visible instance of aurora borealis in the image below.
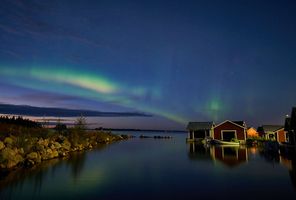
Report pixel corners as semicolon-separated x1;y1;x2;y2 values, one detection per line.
1;0;296;129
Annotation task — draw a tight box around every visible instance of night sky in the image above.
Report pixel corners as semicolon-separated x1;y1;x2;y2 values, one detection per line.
0;0;296;130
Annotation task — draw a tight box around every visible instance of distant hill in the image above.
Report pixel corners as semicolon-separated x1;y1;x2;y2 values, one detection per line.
0;103;151;117
100;128;186;133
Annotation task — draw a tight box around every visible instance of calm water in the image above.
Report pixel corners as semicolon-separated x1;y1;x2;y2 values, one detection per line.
1;131;296;200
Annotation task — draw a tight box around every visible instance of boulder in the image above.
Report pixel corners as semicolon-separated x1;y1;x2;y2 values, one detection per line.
61;140;71;151
35;143;45;152
4;137;14;146
27;152;38;160
46;148;53;154
1;147;23;168
50;144;56;150
59;151;68;157
53;142;62;149
18;148;24;155
56;135;66;143
78;144;84;151
43;139;49;147
52;150;59;158
26;152;41;164
0;141;5;150
6;154;23;168
39;148;54;160
37;138;49;147
1;147;17;158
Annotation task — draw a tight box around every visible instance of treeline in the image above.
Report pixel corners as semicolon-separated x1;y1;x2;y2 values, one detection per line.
0;116;41;128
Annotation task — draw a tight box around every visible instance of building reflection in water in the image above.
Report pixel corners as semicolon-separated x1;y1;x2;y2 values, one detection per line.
187;143;248;167
188;142;296;190
188;143;212;161
210;145;248;168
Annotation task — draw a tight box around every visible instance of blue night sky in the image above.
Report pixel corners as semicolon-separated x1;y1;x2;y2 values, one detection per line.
0;0;296;130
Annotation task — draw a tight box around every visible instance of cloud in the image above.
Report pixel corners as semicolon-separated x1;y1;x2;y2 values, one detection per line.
0;103;152;117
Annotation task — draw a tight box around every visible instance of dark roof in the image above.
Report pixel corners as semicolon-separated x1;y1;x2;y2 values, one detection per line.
262;125;284;132
186;122;214;130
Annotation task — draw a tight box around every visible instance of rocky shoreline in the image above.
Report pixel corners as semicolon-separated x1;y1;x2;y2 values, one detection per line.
0;131;128;170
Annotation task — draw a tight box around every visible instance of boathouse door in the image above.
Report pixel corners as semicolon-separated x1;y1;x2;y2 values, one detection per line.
221;131;236;141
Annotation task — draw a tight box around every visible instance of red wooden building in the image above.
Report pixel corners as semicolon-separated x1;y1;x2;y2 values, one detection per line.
259;125;287;143
213;120;247;143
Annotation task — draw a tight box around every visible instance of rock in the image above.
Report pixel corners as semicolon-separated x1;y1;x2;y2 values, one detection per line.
61;140;71;151
6;154;24;168
39;148;54;160
50;144;55;150
35;143;45;152
53;142;62;149
59;151;68;157
78;144;84;151
0;141;5;150
27;152;42;164
25;159;35;167
15;154;23;163
2;147;17;158
118;135;124;139
6;154;23;168
1;147;23;168
27;152;38;160
18;148;25;155
56;135;66;143
52;150;59;158
43;139;49;147
13;147;19;154
46;148;53;154
37;138;49;148
37;138;44;144
4;137;14;146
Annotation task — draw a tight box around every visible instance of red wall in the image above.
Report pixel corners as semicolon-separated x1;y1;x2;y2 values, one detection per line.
277;129;286;143
214;121;246;140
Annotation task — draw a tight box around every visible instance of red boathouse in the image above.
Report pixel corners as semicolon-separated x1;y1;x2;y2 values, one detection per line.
213;120;247;144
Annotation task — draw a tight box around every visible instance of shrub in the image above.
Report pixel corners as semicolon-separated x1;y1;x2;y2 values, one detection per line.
74;115;87;131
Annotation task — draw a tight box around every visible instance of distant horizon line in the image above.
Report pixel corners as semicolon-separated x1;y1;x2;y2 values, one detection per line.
0;103;152;118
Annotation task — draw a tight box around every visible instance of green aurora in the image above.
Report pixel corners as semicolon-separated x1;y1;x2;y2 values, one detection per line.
0;65;189;124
